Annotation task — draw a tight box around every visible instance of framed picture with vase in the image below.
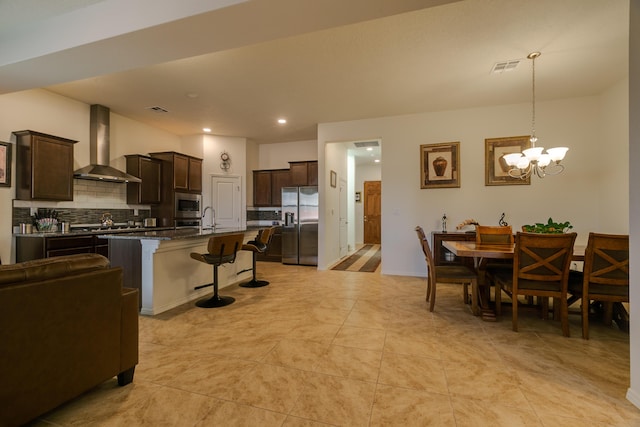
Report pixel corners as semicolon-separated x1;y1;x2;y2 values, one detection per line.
420;141;460;189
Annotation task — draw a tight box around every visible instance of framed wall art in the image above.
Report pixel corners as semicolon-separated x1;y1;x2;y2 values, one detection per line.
0;141;12;187
485;135;531;186
420;141;460;189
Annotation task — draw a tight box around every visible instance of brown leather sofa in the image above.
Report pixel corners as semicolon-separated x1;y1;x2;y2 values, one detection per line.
0;254;139;427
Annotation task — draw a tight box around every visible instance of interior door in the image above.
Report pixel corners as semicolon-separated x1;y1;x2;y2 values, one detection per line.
210;175;241;228
339;178;348;257
363;181;381;244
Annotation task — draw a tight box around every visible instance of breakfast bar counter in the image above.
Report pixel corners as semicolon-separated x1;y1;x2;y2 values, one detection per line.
101;227;254;315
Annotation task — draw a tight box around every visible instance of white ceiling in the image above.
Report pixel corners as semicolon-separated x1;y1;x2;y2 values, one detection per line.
0;0;629;150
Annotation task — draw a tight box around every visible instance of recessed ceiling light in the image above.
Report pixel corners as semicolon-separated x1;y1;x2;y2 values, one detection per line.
366;147;373;151
202;128;211;133
374;159;380;163
277;118;287;124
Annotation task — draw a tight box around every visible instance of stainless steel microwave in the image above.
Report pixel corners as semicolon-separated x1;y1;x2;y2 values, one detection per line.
174;192;201;219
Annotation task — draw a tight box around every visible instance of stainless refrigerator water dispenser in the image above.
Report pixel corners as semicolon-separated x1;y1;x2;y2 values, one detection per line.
281;186;318;266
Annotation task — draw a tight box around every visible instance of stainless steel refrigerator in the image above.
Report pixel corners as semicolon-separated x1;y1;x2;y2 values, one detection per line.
282;186;318;266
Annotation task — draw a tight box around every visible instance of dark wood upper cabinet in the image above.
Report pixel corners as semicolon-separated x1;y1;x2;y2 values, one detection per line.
253;170;273;207
173;154;189;190
252;160;317;207
307;161;318;185
14;130;77;201
289;161;318;186
188;157;202;193
150;151;202;193
253;169;291;207
289;162;308;186
125;155;162;204
270;169;291;207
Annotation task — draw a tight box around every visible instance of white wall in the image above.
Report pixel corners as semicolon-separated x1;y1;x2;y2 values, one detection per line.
318;90;628;274
258;140;317;169
598;78;630;233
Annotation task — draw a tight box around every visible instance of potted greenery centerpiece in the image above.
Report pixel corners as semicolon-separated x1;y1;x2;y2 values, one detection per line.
522;217;573;234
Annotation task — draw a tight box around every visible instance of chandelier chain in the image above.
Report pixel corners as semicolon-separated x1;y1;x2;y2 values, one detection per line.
503;51;568;180
531;53;536;143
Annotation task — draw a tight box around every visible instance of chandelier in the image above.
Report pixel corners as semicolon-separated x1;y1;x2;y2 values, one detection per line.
503;52;568;179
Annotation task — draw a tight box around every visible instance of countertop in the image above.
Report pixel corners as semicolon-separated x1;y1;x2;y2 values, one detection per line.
98;227;249;241
15;225;264;239
14;226;176;238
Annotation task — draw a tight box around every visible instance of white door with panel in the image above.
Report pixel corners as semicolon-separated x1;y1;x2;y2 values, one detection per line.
210;175;241;228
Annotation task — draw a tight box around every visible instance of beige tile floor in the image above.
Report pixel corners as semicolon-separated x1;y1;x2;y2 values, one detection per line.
32;262;638;426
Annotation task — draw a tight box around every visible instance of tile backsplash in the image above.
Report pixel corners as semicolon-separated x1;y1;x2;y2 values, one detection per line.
12;179;151;226
246;208;281;221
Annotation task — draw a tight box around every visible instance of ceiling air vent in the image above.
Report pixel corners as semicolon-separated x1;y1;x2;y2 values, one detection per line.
354;141;379;148
146;105;169;113
491;59;520;74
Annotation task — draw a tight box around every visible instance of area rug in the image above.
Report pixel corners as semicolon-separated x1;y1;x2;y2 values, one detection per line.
331;244;381;272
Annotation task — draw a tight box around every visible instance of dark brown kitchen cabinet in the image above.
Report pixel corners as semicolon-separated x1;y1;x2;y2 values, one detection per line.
289;162;308;186
257;226;282;262
14;130;77;201
270;169;290;207
289;161;318;186
150;151;202;193
188;157;202;192
125;155;162;204
253;169;291;207
252;160;317;207
307;161;318;185
253;170;272;206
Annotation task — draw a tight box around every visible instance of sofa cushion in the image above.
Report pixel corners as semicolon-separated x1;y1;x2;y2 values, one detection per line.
0;253;109;287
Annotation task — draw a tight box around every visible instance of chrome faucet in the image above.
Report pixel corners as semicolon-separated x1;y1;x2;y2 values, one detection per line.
202;206;215;228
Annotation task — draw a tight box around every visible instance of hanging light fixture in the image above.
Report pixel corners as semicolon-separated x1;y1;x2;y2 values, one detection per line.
503;52;568;179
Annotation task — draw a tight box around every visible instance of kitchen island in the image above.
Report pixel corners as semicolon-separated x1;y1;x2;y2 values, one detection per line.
102;227;254;315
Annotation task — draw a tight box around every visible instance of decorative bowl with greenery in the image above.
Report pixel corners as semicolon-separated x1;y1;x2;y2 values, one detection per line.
522;218;573;234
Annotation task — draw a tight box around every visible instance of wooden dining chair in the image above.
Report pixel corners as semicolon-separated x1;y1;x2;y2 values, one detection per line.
415;226;478;313
476;225;514;307
475;225;514;245
492;232;577;336
568;232;629;339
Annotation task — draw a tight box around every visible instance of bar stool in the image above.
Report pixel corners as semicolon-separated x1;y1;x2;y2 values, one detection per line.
190;232;245;308
240;226;276;288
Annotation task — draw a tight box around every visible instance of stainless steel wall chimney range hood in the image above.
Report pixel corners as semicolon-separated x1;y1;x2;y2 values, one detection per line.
73;104;142;183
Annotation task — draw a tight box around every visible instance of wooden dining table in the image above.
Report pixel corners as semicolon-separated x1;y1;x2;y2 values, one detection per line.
442;240;586;321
